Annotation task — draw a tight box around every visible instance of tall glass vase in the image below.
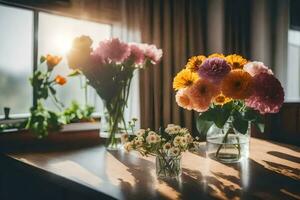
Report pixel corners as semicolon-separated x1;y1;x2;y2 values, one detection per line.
102;75;133;150
206;119;250;163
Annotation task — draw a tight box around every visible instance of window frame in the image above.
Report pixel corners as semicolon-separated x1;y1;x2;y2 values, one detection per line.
0;1;113;120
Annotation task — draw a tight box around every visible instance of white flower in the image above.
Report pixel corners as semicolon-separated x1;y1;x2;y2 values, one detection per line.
148;131;157;136
135;129;145;137
180;128;190;135
121;133;129;143
124;142;133;152
135;136;144;142
185;134;193;143
146;134;158;144
173;136;181;146
180;136;187;146
163;142;172;151
169;147;180;157
134;140;143;148
165;125;181;135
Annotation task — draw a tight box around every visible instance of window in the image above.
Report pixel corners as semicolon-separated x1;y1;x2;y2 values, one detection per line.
287;30;300;101
0;3;139;126
0;5;33;117
38;12;111;114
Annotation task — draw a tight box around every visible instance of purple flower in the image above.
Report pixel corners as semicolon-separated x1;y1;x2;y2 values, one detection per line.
92;38;130;63
198;58;231;82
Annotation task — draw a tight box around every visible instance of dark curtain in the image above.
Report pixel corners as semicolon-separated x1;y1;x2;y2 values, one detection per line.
139;0;207;133
137;0;289;133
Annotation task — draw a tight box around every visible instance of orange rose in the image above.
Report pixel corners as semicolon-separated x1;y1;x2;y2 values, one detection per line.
55;75;67;85
46;54;62;70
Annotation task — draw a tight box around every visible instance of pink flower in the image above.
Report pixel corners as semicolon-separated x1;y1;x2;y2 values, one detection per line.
245;73;284;114
142;44;163;65
198;58;231;82
175;89;193;110
244;61;273;77
129;43;145;65
186;79;220;112
92;38;130;63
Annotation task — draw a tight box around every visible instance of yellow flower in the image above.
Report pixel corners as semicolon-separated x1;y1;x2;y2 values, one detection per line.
214;94;232;105
221;69;252;99
173;69;199;91
208;53;225;59
185;55;206;72
226;54;248;69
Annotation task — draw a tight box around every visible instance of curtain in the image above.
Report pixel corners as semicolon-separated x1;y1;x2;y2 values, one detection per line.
139;0;208;133
136;0;289;133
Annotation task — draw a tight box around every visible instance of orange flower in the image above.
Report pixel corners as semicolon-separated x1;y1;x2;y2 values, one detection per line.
185;55;206;72
221;69;252;99
226;54;248;69
55;75;67;85
214;94;232;105
186;78;220;112
208;53;225;59
46;54;62;70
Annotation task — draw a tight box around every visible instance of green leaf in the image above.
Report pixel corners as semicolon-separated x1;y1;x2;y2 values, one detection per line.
213;104;232;128
254;122;265;133
232;111;249;134
196;116;213;139
40;55;46;63
68;70;82;77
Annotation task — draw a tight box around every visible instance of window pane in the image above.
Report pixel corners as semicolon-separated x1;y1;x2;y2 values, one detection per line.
38;12;111;114
0;5;33;117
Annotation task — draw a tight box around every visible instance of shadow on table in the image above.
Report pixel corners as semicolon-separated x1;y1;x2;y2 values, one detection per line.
213;158;300;200
108;150;243;200
267;151;300;164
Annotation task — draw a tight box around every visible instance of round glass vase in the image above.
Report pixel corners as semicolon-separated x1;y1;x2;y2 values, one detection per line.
206;120;250;163
156;155;182;178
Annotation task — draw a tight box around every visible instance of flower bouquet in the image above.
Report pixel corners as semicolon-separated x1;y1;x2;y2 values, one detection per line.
173;53;284;163
122;124;198;178
67;37;162;150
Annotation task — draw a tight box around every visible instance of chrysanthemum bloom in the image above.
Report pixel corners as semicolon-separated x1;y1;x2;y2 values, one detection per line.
225;54;248;69
129;43;145;65
67;36;93;70
185;55;206;72
221;69;253;99
214;94;232;105
244;61;273;77
92;38;131;63
245;73;284;114
186;78;220;112
173;69;199;90
208;53;225;59
198;58;231;82
175;89;193;110
142;44;163;65
55;75;67;85
46;54;62;70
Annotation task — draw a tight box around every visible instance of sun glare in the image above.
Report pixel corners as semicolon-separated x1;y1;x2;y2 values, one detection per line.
51;33;72;54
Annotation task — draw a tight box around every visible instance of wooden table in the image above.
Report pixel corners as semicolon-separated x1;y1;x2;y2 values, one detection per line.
0;138;299;200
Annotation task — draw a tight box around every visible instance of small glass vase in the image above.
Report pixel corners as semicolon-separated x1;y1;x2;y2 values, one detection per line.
206;120;250;163
156;155;182;178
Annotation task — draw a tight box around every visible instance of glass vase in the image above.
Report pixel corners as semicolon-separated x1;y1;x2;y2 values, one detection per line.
156;155;182;178
206;120;250;163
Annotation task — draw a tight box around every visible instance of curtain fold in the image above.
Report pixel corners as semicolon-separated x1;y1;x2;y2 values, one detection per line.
136;0;289;134
139;0;207;133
